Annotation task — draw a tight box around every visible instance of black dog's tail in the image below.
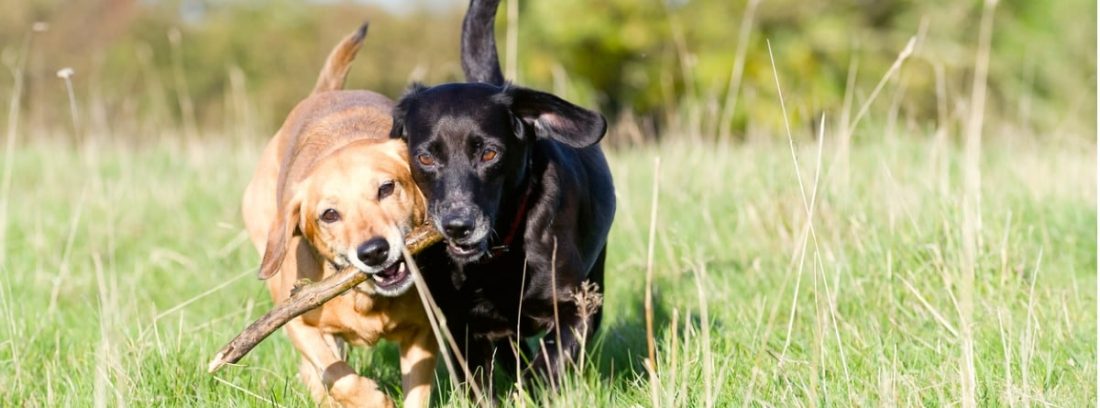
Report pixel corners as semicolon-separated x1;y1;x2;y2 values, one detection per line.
461;0;505;85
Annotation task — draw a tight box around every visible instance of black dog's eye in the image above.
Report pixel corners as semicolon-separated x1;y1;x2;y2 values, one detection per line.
320;209;341;223
417;153;435;167
378;180;395;200
481;148;498;163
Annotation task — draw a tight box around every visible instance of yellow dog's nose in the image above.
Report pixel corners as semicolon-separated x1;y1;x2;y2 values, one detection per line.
356;238;390;267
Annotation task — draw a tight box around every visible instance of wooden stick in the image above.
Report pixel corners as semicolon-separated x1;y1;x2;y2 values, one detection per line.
207;225;442;373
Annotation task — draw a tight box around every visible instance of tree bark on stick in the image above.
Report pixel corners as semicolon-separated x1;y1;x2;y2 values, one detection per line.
207;225;442;373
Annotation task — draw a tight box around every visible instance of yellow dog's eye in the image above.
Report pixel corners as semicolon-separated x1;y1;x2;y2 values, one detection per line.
378;181;395;200
320;209;341;223
417;154;435;166
481;149;498;162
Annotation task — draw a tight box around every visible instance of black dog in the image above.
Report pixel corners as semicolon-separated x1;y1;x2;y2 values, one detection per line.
391;0;615;390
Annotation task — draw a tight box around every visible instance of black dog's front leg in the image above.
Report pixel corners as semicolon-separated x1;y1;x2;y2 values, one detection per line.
456;335;531;404
528;301;597;386
456;336;497;399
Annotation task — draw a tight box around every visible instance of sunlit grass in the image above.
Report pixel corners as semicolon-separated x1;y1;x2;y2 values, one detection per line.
0;128;1093;406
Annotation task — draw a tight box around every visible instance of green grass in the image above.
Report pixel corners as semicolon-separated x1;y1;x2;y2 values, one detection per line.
0;132;1094;406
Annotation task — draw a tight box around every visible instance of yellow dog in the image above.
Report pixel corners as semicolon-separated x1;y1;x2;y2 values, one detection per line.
241;25;434;408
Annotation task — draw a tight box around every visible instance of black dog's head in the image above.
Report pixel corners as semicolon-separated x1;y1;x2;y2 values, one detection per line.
391;82;606;263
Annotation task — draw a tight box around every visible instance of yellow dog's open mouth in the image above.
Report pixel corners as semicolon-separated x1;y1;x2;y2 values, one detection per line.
370;261;409;291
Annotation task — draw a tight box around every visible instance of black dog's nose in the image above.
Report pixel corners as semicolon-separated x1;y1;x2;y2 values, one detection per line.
442;216;474;239
357;238;390;266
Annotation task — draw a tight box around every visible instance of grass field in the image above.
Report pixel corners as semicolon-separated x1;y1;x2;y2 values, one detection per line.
0;124;1094;406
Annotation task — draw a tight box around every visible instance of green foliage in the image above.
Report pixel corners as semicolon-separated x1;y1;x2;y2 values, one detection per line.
514;0;1095;137
0;0;1092;141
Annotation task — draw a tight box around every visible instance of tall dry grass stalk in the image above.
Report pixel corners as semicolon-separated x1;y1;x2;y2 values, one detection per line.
691;262;713;408
808;116;856;405
716;0;761;142
664;5;700;139
664;308;679;408
644;157;661;369
1019;249;1042;404
834;52;858;181
958;1;998;407
513;262;530;400
401;248;487;406
46;189;88;317
833;36;915;188
134;43;173;135
548;238;563;391
768;36;851;407
505;0;519;82
932;62;950;196
168;28;199;142
227;65;254;143
571;280;602;371
92;253;128;408
57;68;82;144
995;309;1015;407
845;37;915;135
765;39;811;362
644;156;661;406
1;22;47;272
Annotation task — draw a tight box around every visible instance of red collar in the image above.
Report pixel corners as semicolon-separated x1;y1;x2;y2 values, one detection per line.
489;182;533;258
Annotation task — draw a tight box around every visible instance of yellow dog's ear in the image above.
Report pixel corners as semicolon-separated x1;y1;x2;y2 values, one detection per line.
378;139;428;225
411;179;427;226
378;138;409;162
258;191;304;280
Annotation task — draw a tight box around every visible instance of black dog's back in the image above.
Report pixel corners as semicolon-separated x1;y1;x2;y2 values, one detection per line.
534;139;615;271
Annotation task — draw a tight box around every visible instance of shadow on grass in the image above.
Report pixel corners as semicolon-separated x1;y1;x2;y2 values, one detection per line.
588;288;683;384
345;286;696;405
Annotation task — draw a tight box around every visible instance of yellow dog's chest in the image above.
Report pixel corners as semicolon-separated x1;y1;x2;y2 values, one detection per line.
300;288;425;347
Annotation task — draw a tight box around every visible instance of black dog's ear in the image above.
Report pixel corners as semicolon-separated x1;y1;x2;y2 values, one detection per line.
509;114;526;141
497;87;607;148
391;83;427;139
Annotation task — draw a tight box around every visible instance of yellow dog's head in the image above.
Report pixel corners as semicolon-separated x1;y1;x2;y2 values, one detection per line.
259;138;425;297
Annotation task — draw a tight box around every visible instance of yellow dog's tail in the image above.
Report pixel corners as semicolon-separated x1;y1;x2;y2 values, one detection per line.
311;23;368;94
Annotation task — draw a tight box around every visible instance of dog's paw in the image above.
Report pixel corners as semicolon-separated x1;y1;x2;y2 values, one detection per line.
329;375;394;408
